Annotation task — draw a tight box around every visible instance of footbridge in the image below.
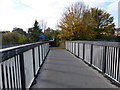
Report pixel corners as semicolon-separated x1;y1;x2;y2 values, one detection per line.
0;41;120;89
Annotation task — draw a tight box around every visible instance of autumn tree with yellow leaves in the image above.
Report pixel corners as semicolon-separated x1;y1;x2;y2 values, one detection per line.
58;2;115;40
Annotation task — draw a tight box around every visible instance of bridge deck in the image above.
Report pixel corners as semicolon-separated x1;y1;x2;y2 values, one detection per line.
31;48;117;88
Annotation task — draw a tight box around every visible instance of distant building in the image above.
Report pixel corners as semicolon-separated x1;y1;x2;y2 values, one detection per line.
114;28;120;36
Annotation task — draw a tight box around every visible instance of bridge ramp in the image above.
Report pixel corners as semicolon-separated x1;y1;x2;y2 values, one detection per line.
31;48;118;88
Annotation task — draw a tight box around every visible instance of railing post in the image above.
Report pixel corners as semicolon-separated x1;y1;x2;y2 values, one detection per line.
41;45;43;61
39;44;43;65
102;46;107;73
32;48;35;77
74;42;76;55
90;44;93;65
72;42;73;54
1;64;5;89
117;48;120;81
78;42;79;56
19;53;26;89
38;45;41;67
83;43;85;60
66;42;67;50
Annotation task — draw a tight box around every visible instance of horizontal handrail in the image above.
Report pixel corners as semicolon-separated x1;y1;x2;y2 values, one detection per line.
0;42;48;62
66;41;120;47
0;42;47;52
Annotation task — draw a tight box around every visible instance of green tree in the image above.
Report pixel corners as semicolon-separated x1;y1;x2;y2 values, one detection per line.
2;32;27;44
43;28;59;41
42;27;52;41
90;8;115;39
18;34;27;42
28;20;42;42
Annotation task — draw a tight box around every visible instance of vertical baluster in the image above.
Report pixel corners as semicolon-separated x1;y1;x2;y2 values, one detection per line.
77;43;79;56
115;47;118;80
3;62;9;88
40;45;43;65
13;57;17;88
38;45;41;67
10;60;14;88
90;44;93;65
0;63;3;89
15;56;20;88
7;59;12;89
117;48;120;81
102;46;107;73
108;47;111;76
19;53;26;89
17;55;22;88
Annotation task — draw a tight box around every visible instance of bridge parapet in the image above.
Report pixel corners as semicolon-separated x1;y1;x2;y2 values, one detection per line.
66;41;120;85
0;42;49;89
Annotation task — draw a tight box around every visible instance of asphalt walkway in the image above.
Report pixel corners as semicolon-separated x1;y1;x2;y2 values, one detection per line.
31;48;118;88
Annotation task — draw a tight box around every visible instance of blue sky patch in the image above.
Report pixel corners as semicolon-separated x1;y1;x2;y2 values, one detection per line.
11;0;31;10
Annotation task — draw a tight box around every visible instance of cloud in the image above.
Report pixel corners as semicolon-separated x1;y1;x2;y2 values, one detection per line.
11;0;31;10
0;0;119;31
83;0;119;27
0;0;80;31
106;0;119;28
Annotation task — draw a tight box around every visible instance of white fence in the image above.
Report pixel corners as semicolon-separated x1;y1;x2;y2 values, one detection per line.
0;42;49;89
66;41;120;85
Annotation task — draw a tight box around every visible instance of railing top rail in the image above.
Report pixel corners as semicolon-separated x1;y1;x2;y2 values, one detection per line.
0;41;48;62
66;41;120;48
0;41;47;52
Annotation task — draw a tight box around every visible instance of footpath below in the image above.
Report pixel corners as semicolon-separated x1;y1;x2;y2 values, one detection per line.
31;48;118;88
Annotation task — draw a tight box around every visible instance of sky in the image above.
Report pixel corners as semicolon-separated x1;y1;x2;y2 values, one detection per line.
0;0;119;32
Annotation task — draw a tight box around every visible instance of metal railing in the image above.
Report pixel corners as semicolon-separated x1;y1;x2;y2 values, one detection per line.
0;42;49;89
66;41;120;84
